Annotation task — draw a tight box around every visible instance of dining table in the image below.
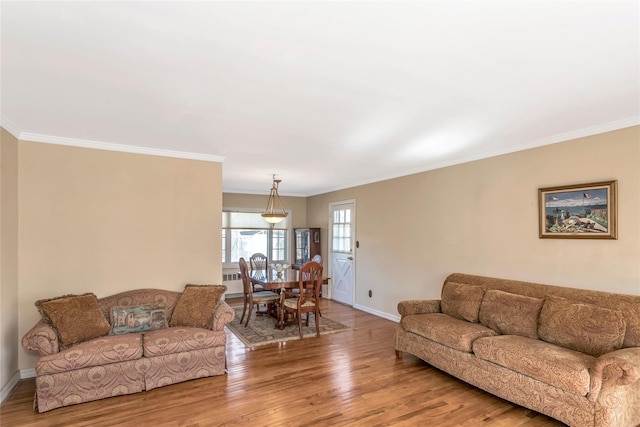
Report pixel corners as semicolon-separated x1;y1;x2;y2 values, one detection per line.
248;268;329;329
249;268;294;289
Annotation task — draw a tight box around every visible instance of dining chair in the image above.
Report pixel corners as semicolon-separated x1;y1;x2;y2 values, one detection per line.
239;257;280;327
290;255;323;315
249;252;268;292
280;260;323;339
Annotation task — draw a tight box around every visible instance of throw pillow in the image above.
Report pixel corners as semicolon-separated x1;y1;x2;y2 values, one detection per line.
440;282;486;323
35;293;111;347
538;295;626;357
110;304;167;335
170;284;227;328
478;289;544;339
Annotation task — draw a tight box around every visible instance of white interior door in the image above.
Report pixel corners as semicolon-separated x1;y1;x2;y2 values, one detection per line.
329;200;355;306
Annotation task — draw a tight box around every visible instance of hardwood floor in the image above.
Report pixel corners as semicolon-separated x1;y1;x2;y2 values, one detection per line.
1;299;565;426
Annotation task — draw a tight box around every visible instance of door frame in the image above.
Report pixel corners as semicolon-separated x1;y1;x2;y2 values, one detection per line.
327;199;356;304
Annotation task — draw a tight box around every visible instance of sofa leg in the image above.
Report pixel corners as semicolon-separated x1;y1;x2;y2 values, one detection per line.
395;350;403;359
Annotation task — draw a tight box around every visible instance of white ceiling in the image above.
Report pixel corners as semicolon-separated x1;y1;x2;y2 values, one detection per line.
2;1;638;196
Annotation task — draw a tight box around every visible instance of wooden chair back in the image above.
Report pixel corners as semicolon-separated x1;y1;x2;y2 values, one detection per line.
239;257;252;296
249;253;269;273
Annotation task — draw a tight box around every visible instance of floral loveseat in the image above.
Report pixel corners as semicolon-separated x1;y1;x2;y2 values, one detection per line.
395;273;640;427
22;285;234;412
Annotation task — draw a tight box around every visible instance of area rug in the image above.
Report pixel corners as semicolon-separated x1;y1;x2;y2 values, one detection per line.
226;306;350;348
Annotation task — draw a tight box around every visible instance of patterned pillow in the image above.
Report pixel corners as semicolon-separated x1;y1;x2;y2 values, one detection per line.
170;284;227;328
440;282;486;323
479;290;544;339
110;304;167;335
35;293;111;346
538;296;626;357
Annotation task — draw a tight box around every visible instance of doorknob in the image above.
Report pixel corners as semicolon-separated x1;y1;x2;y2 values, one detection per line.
348;256;353;260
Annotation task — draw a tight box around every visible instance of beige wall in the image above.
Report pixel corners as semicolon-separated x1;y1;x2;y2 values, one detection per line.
307;126;640;318
18;141;223;370
1;129;20;396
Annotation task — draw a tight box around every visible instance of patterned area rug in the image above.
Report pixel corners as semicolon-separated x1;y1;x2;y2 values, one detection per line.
226;306;350;348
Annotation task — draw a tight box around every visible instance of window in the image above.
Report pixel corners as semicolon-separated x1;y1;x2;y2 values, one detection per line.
332;208;352;253
222;210;289;267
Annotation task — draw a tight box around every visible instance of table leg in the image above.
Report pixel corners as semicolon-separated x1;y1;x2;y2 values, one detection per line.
276;292;285;330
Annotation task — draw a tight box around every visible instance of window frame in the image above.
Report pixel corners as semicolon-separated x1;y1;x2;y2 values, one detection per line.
222;208;291;269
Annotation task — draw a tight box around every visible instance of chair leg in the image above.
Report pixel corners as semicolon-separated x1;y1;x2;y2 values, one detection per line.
268;302;277;317
240;298;248;324
315;311;320;337
297;312;303;339
305;312;310;326
244;302;253;327
279;307;284;329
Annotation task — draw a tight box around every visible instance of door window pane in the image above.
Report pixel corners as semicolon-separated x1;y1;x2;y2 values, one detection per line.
332;208;352;253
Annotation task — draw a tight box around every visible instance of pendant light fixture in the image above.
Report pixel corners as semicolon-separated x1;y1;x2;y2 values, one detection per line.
262;174;288;224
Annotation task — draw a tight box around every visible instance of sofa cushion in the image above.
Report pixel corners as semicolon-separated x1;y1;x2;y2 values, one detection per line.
401;313;497;353
473;335;596;396
538;296;626;357
441;282;485;323
98;289;181;323
143;327;226;357
110;304;167;335
35;333;143;376
479;290;544;339
35;293;111;347
170;284;227;328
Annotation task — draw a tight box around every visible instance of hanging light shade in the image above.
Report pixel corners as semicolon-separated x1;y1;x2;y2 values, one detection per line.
262;174;288;224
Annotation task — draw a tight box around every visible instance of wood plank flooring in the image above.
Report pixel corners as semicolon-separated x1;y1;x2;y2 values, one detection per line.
1;299;565;426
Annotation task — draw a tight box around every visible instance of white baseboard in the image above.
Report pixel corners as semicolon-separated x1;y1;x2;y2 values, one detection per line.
0;370;21;404
353;304;400;323
21;368;36;379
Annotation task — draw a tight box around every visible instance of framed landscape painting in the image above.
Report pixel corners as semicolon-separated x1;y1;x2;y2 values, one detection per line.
538;180;617;239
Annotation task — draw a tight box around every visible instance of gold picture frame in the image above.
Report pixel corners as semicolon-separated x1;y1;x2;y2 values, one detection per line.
538;180;617;239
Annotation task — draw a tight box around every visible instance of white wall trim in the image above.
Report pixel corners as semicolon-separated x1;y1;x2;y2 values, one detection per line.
353;303;400;323
21;368;36;379
0;370;22;404
0;115;22;139
18;132;225;163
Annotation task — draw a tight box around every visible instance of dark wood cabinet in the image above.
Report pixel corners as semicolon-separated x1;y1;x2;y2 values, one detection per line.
293;228;321;269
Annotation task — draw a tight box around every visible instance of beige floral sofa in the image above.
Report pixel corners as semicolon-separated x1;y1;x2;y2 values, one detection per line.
395;273;640;427
22;285;234;412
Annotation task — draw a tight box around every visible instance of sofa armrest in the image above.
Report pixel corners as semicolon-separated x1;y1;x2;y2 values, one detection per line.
596;348;640;385
397;300;441;317
21;320;59;356
588;347;640;425
588;347;640;402
211;299;235;331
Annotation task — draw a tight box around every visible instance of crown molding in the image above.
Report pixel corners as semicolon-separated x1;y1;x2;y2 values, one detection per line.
505;116;640;154
0;116;22;139
18;132;225;163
